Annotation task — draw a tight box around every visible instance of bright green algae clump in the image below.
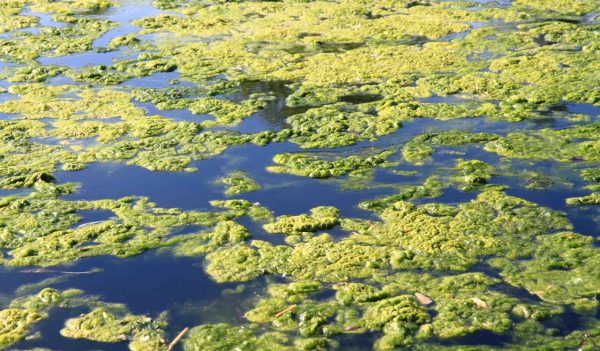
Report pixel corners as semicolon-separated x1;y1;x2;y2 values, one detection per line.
197;190;600;349
217;170;260;195
0;183;269;267
61;307;168;351
268;149;396;179
0;288;85;349
1;0;600;350
263;206;341;236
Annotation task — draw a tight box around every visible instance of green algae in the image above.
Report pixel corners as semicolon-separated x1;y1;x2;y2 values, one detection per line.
0;288;83;349
484;123;600;162
172;220;250;256
0;309;43;349
402;131;499;164
1;0;600;350
358;176;443;211
0;185;268;267
581;168;600;182
263;207;340;236
0;16;117;62
217;170;260;195
0;287;168;351
184;324;292;351
61;307;167;351
286;103;401;148
566;192;600;205
209;199;274;222
267;149;396;179
450;159;495;191
204;189;590;308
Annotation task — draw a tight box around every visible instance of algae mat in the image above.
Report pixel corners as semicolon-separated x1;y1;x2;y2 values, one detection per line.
0;0;600;350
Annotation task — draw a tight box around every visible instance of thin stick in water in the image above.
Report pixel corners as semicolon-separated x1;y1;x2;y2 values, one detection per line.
166;327;190;351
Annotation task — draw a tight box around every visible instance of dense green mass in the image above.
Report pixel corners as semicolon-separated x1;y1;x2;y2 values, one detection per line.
61;307;168;351
1;0;599;350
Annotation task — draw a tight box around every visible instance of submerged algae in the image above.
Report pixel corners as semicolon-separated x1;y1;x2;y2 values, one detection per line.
402;130;499;164
216;170;260;195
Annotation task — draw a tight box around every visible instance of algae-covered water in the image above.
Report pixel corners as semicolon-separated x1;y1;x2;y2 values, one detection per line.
1;0;600;350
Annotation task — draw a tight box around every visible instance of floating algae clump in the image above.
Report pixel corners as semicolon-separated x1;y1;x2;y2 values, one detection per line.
0;186;258;267
263;207;341;235
0;16;117;62
286;103;401;149
3;0;600;349
267;149;396;179
184;324;292;351
581;168;600;182
566;192;600;205
217;170;260;195
402;131;499;164
359;176;443;211
490;232;600;305
172;220;251;256
0;288;82;349
450;159;495;191
484;123;600;162
0;309;43;349
61;306;167;351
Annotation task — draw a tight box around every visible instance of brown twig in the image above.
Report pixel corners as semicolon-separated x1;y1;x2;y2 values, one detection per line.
166;327;189;351
275;304;297;318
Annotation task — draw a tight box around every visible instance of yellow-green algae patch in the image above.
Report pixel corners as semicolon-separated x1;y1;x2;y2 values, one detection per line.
566;192;600;205
449;159;495;191
0;288;83;350
0;286;169;351
184;324;294;351
0;84;292;174
263;206;341;236
172;220;251;256
203;190;598;306
484;122;600;162
0;184;269;267
285;103;401;148
61;307;168;351
267;149;396;179
1;0;600;349
402;130;499;164
0;16;117;62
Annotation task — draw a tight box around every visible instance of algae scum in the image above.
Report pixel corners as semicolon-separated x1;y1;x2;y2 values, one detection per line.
1;0;600;350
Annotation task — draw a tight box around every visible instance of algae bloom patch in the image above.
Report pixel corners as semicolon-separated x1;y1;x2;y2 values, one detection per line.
0;0;599;350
